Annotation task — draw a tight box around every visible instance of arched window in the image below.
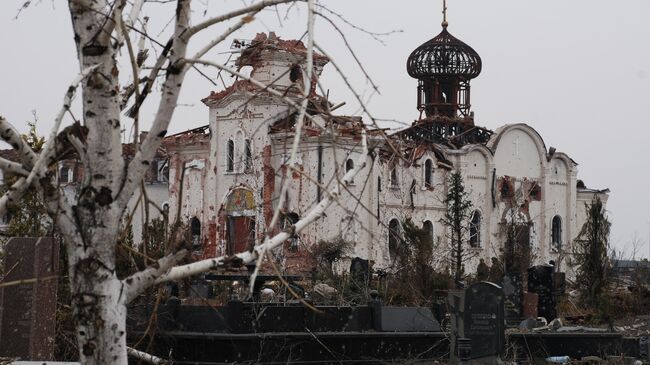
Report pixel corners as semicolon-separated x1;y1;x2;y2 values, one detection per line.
244;139;252;172
190;217;201;248
60;166;70;183
390;165;399;188
469;210;482;248
424;159;433;188
388;219;401;259
423;220;434;245
345;159;355;183
226;139;234;172
551;215;562;250
346;158;354;172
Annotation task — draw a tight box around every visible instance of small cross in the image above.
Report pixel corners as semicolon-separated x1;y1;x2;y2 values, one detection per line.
513;136;520;156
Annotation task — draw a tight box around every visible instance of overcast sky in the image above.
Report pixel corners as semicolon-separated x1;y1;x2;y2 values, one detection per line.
1;0;649;257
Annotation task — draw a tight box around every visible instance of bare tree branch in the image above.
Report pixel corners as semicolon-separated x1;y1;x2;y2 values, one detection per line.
190;10;261;62
0;157;29;177
124;249;188;303
0;64;97;218
249;0;315;297
183;0;301;40
0;116;37;168
127;346;168;365
115;1;191;212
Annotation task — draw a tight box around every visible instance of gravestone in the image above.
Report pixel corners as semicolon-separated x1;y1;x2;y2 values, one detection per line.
463;282;505;362
0;237;59;360
522;292;539;319
527;265;556;321
502;272;523;323
350;257;369;287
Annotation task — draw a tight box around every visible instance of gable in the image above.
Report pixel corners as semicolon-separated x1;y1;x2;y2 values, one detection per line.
493;127;544;178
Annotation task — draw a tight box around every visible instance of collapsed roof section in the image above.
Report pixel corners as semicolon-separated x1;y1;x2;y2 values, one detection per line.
163;125;211;151
202;32;329;106
396;116;493;150
236;32;329;70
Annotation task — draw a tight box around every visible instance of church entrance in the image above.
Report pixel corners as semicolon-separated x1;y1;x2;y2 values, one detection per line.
225;188;257;255
227;216;255;254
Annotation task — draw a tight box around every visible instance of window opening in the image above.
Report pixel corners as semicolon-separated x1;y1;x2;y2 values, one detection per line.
469;210;482;248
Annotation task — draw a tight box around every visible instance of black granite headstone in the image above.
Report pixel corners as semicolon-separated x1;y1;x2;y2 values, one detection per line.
350;257;369;287
463;282;505;361
527;265;556;321
0;237;59;360
502;273;523;322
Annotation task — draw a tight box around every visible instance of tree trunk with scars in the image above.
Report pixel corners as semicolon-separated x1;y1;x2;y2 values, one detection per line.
1;0;361;363
65;1;190;363
67;2;130;363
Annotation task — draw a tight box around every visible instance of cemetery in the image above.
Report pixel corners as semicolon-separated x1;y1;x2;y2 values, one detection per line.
0;237;649;364
0;1;646;363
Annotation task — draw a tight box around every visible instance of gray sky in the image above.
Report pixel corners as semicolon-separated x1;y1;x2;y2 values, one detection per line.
1;0;649;257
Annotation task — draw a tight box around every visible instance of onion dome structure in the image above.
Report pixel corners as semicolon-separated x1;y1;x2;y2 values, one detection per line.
407;27;482;81
406;25;482;119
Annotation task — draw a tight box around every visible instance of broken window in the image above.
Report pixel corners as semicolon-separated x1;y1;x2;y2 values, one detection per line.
289;64;302;83
500;178;514;199
424;159;433;188
190;217;201;248
529;182;542;201
390;164;399;188
346;158;354;183
423;220;434;245
60;166;71;183
226;139;234;172
157;160;169;182
346;158;354;172
469;210;481;248
551;215;562;250
388;219;401;260
244;139;252;172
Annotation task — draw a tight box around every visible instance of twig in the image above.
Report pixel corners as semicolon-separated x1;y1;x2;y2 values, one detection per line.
0;275;58;289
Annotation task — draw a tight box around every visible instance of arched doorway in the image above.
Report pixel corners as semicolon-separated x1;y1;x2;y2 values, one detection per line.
225;188;256;254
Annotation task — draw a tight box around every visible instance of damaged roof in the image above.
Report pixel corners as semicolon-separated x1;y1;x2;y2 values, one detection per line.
237;32;328;69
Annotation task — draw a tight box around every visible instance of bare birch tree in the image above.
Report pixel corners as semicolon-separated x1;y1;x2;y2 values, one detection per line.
1;1;373;364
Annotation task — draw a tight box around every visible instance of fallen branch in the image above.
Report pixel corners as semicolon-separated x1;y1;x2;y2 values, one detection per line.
124;249;188;303
127;346;168;365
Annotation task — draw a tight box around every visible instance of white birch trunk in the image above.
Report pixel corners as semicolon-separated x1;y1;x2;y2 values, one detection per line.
67;1;129;364
1;1;332;363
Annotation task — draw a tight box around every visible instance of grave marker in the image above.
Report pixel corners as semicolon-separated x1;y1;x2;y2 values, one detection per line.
528;265;556;321
502;272;523;323
463;282;505;361
0;237;59;360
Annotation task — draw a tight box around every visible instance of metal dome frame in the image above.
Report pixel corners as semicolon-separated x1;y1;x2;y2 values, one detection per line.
407;28;482;81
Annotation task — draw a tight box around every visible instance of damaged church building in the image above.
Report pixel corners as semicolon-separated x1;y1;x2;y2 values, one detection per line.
162;28;608;277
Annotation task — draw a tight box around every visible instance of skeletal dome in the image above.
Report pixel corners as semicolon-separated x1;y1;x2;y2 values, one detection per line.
407;27;482;81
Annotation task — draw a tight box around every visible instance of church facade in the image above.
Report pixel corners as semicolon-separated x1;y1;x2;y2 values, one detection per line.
163;28;608;277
